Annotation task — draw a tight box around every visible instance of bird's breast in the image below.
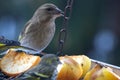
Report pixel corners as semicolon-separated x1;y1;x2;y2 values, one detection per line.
21;21;55;52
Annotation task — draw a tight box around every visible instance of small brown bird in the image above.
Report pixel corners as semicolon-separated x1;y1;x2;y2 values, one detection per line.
19;3;63;53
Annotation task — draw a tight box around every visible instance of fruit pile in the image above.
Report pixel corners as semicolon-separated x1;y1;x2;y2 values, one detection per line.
0;49;120;80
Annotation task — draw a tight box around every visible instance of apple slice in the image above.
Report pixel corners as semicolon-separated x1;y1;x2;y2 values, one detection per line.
0;49;40;77
84;64;120;80
57;56;83;80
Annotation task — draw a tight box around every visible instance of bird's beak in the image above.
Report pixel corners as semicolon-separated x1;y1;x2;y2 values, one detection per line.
55;8;64;16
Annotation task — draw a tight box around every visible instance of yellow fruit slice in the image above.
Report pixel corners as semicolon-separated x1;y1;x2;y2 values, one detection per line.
69;55;91;77
57;56;83;80
84;64;102;80
84;64;120;80
97;67;120;80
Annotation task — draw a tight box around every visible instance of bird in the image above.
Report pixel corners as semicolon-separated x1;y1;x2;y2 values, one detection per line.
0;36;20;46
0;36;37;56
14;54;61;80
0;36;21;55
19;3;64;54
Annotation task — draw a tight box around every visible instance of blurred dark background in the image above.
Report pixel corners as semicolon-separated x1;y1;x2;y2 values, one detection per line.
0;0;120;66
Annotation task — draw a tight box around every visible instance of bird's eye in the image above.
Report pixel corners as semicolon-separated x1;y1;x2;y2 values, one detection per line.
46;8;53;11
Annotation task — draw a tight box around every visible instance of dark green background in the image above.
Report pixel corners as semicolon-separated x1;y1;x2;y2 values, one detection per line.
0;0;120;66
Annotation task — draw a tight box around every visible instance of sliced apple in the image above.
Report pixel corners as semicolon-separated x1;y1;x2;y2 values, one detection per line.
0;49;40;77
84;64;120;80
68;55;91;77
57;56;83;80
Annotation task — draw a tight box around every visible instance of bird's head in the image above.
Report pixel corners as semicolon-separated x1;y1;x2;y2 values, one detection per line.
32;3;64;22
40;54;61;67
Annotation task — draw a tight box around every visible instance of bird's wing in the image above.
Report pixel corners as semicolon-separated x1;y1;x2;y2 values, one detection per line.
18;21;31;41
34;72;49;78
0;43;6;47
35;65;54;78
23;64;52;78
0;36;6;47
0;36;20;47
